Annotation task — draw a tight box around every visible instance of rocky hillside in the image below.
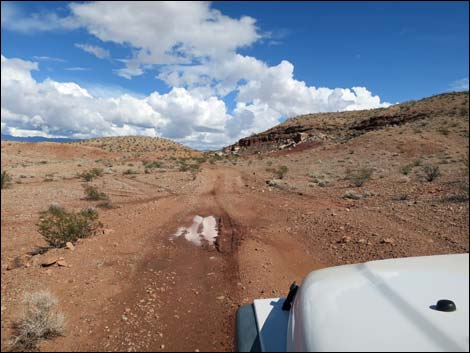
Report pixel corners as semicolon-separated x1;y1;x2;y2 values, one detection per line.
73;136;200;158
224;92;469;155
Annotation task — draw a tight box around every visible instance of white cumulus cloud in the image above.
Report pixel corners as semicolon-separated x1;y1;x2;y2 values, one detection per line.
1;2;392;149
0;55;231;148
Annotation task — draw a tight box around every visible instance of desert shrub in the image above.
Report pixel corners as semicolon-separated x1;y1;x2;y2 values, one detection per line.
179;164;190;172
400;164;413;175
143;160;162;169
193;156;207;164
9;291;65;351
345;167;373;187
80;168;104;181
423;164;440;182
123;169;139;175
37;205;102;248
1;171;12;189
400;160;422;175
275;165;289;179
83;185;109;201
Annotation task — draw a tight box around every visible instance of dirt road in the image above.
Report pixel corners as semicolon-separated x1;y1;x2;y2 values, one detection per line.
67;166;320;352
3;158;467;352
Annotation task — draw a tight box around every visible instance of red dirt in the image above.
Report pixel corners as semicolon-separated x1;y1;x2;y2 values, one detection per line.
1;92;468;352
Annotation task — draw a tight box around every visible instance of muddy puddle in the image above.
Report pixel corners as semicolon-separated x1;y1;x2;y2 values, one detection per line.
171;215;218;246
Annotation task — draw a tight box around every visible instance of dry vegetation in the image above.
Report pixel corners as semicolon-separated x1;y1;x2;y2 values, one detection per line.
8;291;65;351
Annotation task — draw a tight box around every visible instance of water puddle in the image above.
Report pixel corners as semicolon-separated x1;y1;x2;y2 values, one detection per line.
172;215;218;246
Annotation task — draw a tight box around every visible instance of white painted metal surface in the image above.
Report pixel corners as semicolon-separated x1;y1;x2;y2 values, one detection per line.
286;254;469;352
253;298;289;352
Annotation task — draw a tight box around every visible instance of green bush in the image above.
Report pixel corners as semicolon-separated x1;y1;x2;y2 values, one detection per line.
1;171;12;189
37;205;102;248
400;164;413;175
400;160;422;175
423;164;440;182
345;167;373;187
80;168;104;181
83;185;109;201
275;166;289;179
143;160;162;169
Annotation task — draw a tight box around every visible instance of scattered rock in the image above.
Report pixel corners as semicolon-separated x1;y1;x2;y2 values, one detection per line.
216;296;225;301
381;238;395;245
66;242;75;251
339;236;352;244
41;257;58;267
266;179;278;187
343;190;361;200
7;255;31;270
57;260;67;267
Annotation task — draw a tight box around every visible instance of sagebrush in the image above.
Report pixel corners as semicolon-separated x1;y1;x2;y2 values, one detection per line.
83;184;109;201
9;291;65;351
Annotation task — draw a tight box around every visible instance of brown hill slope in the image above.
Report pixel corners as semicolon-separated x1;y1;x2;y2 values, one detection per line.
73;135;200;158
224;91;469;154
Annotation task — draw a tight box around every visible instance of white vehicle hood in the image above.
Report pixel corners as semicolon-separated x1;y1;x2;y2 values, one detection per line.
286;254;469;352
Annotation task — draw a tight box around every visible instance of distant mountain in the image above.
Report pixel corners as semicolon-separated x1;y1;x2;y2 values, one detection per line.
1;134;81;143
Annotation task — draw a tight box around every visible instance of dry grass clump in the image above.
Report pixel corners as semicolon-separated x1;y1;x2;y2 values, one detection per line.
9;291;65;351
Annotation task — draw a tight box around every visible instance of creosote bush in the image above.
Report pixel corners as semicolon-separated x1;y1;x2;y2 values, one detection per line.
80;168;103;182
37;205;102;248
345;167;373;187
9;291;65;351
423;164;440;182
83;184;109;201
275;165;289;179
1;170;12;189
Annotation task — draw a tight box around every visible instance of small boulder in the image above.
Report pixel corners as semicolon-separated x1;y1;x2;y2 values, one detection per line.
7;255;31;270
66;242;75;251
41;257;58;267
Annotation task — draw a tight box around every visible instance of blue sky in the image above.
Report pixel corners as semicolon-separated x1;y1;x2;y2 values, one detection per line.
1;1;468;149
